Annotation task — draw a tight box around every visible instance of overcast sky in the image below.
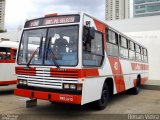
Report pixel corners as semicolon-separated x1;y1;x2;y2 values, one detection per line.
5;0;105;31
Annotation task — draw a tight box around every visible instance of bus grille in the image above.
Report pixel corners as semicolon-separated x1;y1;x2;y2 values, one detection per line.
16;67;79;89
50;68;79;78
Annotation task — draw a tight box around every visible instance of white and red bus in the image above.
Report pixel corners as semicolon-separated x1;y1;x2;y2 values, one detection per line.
0;40;18;86
14;12;149;110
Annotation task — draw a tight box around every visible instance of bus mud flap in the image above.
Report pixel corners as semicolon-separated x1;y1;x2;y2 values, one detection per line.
26;99;37;108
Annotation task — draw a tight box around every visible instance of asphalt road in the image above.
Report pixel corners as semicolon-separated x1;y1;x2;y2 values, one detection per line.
0;85;160;120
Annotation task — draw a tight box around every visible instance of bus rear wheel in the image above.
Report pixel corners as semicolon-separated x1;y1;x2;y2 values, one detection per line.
129;77;141;95
94;82;110;110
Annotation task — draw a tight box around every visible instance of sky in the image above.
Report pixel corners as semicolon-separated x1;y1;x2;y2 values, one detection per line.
5;0;105;31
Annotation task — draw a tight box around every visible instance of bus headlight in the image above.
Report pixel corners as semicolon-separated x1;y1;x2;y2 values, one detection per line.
18;79;27;85
23;80;28;85
18;80;23;84
70;84;76;90
63;83;82;91
64;83;70;89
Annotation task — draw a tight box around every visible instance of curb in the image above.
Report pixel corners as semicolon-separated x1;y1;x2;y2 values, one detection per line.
141;85;160;90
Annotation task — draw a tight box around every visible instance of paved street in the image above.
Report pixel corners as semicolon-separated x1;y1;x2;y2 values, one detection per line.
0;85;160;120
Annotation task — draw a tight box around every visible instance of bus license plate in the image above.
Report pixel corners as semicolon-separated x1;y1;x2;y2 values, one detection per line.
59;95;73;102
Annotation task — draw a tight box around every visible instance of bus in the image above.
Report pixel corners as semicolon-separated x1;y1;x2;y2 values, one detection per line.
0;40;18;86
14;12;149;110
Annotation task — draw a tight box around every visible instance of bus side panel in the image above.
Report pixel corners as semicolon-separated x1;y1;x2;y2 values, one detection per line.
130;62;149;86
120;59;135;90
142;64;149;84
98;53;117;94
0;63;16;83
81;77;105;105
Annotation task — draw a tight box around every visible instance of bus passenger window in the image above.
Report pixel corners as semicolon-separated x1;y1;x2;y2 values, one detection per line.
143;48;148;62
119;36;128;59
129;41;136;60
141;47;144;61
13;50;17;60
106;29;119;57
135;44;141;61
0;48;11;60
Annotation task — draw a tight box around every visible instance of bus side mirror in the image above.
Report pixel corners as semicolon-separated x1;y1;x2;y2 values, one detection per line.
89;27;95;40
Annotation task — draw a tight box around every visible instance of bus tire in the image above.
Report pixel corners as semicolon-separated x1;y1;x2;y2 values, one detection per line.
130;77;141;95
94;82;110;110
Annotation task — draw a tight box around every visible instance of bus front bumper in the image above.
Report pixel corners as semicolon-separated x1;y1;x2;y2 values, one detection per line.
14;89;81;104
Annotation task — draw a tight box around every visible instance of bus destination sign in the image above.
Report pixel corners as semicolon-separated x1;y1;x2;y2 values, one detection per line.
44;16;75;25
25;15;80;28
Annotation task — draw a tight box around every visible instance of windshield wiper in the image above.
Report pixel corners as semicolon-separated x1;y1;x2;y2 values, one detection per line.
26;47;39;67
47;48;60;68
26;36;44;67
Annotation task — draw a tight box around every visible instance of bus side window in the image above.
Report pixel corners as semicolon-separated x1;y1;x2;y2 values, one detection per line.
0;48;11;60
119;36;128;59
129;41;136;60
106;29;119;57
9;48;16;60
143;48;148;62
135;44;141;61
13;49;17;60
141;47;144;61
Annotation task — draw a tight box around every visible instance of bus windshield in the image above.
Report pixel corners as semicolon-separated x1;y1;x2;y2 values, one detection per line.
18;25;79;66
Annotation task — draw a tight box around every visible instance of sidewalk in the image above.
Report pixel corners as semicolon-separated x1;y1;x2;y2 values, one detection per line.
142;80;160;90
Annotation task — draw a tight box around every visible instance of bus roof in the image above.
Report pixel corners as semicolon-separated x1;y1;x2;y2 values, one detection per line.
0;41;18;49
24;12;147;49
83;13;147;49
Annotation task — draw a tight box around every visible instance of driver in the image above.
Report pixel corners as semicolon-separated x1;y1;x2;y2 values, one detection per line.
54;33;69;54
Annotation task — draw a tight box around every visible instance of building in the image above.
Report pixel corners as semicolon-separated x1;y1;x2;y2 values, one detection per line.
105;0;130;20
107;15;160;80
134;0;160;18
0;0;5;30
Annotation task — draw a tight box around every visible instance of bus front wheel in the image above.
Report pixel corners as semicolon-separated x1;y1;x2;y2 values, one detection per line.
94;82;110;110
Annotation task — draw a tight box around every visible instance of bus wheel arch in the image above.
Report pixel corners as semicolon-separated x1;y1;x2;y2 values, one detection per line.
104;78;114;97
137;74;141;86
93;77;113;110
128;74;141;95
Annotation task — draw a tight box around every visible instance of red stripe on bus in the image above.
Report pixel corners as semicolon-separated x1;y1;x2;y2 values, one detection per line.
133;76;148;87
144;65;149;70
133;79;137;87
141;77;148;85
15;67;36;76
14;89;81;104
81;69;99;78
0;60;15;63
16;67;99;78
93;19;105;33
0;80;17;85
131;63;149;71
108;57;125;93
50;68;99;78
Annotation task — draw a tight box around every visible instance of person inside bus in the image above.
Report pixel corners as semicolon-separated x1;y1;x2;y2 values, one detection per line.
53;33;68;60
54;33;69;58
